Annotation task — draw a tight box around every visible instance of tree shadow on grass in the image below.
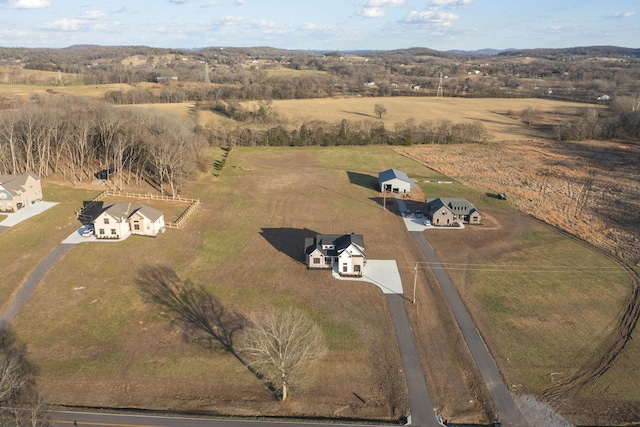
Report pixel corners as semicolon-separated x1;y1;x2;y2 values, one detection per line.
136;265;278;398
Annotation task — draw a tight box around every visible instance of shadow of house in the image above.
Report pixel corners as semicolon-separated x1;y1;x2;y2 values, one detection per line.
260;227;318;264
79;200;107;224
347;171;378;190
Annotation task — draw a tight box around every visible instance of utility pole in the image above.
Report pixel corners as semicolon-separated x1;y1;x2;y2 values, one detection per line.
412;262;418;304
204;62;211;84
382;187;386;211
436;71;444;98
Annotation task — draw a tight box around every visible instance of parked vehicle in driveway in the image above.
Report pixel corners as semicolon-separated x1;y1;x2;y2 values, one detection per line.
81;226;94;237
424;219;431;226
415;210;423;218
404;209;411;217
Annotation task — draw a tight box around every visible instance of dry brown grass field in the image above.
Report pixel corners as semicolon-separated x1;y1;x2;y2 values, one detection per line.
5;143;635;425
265;97;592;140
1;89;638;423
12;147;487;422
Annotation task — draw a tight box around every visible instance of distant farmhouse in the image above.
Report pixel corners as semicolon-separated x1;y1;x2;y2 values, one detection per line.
426;197;482;226
0;173;43;212
94;202;165;239
305;233;365;277
378;169;415;194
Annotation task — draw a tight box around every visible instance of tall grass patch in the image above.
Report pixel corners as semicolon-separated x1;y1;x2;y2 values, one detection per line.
472;233;629;391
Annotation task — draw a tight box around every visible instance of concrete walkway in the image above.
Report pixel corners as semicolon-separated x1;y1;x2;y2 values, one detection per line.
410;231;529;427
331;260;404;294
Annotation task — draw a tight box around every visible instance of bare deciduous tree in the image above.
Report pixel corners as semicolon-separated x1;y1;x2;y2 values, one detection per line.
0;330;50;427
374;103;387;119
239;308;327;402
521;106;538;126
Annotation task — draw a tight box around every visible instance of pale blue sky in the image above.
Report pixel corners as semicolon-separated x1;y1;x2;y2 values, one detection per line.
0;0;638;50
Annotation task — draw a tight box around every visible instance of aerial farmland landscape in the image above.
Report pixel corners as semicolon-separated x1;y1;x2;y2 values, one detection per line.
0;2;639;427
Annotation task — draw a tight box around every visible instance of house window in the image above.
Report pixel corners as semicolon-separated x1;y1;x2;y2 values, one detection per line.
342;264;348;273
104;218;110;225
354;265;361;272
134;223;140;231
99;228;105;235
111;229;117;235
313;257;321;265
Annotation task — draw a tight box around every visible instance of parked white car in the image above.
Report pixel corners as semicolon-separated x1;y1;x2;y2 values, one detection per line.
81;226;94;237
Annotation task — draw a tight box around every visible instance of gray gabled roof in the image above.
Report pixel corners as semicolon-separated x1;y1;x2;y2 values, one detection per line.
426;197;479;215
305;233;365;257
378;169;416;188
135;205;164;222
0;173;39;194
102;202;163;222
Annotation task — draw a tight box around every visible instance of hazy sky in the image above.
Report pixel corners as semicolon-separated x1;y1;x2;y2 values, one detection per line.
0;0;638;51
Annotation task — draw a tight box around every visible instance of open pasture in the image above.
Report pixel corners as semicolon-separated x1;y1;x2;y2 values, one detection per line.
266;97;590;140
5;145;633;423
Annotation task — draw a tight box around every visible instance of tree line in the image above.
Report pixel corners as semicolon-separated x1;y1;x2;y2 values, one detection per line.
0;96;204;197
521;95;640;140
204;116;489;148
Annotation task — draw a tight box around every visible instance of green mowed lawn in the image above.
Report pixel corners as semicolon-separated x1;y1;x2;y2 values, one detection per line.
8;145;635;414
472;227;630;392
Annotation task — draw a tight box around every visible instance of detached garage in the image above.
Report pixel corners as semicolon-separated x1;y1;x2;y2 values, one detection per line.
378;169;415;194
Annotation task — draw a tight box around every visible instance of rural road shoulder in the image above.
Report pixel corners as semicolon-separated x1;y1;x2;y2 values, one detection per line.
52;411;400;427
410;231;530;427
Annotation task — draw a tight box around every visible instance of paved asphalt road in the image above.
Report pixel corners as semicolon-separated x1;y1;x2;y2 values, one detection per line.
52;411;400;427
385;294;441;427
0;243;75;331
410;231;530;427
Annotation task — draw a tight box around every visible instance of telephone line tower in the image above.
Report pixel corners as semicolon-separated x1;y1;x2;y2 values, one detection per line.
204;62;211;84
436;71;443;98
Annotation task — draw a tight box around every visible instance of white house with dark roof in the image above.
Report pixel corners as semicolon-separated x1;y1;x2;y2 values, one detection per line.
94;202;165;239
378;169;415;194
426;197;482;226
304;233;365;277
0;173;42;212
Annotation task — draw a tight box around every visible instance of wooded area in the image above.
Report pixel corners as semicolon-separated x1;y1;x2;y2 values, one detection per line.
0;96;204;196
